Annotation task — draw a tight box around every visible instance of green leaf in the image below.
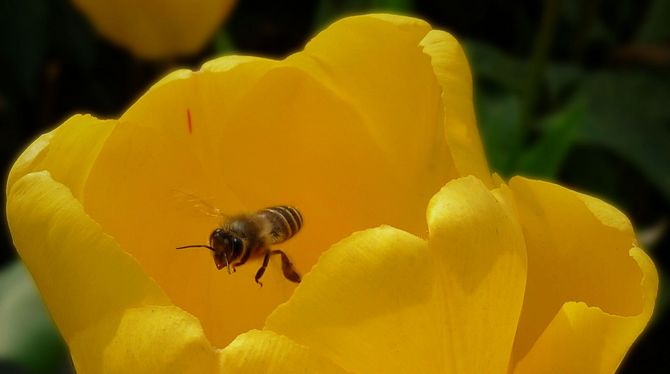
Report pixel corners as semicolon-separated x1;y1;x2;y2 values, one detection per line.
214;28;236;54
464;40;528;94
515;96;585;178
637;0;670;43
465;40;583;100
475;91;524;177
544;63;584;101
576;70;670;202
0;261;68;373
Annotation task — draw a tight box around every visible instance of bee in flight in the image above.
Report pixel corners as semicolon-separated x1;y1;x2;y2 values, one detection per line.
177;206;303;286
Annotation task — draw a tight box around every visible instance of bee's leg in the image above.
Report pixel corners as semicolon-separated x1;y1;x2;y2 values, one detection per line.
254;250;301;286
272;250;301;283
254;252;272;287
231;262;243;272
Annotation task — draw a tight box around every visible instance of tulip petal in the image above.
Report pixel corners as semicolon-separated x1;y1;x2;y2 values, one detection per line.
419;30;492;187
220;330;347;373
427;176;526;372
6;171;176;372
294;15;443;165
6;114;115;200
266;176;526;373
83;31;460;346
72;0;236;59
514;247;657;373
5;115;227;372
508;177;657;371
84;55;375;347
96;306;219;373
265;226;435;373
287;14;459;204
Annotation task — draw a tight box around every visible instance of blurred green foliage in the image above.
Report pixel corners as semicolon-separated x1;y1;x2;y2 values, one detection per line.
0;262;68;373
469;40;670;202
1;0;669;372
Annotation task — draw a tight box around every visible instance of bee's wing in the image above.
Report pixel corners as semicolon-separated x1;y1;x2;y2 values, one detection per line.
171;190;226;221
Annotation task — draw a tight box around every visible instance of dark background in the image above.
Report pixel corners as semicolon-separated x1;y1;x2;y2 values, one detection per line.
1;0;668;372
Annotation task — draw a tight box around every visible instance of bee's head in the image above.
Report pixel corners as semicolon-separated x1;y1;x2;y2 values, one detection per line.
209;228;244;273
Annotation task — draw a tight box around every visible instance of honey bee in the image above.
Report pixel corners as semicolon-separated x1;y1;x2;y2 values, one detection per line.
177;206;303;286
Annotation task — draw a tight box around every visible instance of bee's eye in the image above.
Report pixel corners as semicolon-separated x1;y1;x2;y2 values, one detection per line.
230;237;243;252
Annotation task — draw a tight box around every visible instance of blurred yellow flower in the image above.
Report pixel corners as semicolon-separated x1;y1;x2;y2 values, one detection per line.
72;0;237;59
6;14;656;373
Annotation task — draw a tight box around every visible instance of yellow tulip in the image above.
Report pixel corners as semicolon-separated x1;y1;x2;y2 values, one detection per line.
72;0;237;59
6;14;655;373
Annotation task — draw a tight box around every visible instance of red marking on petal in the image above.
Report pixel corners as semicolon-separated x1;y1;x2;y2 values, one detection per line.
186;108;192;134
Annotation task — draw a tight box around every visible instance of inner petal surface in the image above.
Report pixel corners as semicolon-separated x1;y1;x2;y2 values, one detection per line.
84;52;451;346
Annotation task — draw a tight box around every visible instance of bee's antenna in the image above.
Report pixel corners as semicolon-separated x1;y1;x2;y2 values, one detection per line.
176;244;215;252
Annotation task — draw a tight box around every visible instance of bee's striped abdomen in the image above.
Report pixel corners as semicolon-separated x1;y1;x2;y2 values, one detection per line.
260;206;303;244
